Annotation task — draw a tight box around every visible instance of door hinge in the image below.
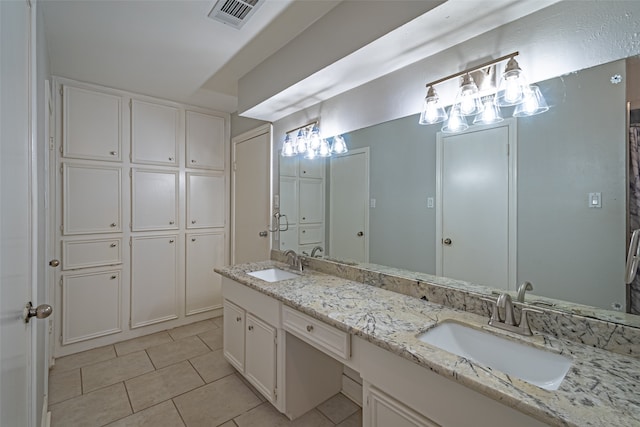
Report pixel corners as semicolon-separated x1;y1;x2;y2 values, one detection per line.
59;86;63;96
59;144;63;154
49;137;55;151
59;224;64;232
129;169;132;178
274;388;277;399
233;161;237;171
60;164;64;174
59;277;63;286
59;335;62;344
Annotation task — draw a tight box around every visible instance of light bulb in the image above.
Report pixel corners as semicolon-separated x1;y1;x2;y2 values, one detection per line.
503;77;522;105
295;129;308;153
419;86;448;125
331;135;348;154
473;96;503;125
459;93;476;116
442;105;469;133
308;126;321;151
318;139;331;157
281;134;296;157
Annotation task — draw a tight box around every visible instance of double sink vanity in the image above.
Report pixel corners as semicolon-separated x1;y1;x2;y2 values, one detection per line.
215;252;640;426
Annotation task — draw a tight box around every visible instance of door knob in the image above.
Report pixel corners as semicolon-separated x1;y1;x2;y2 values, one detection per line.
49;259;60;267
24;302;53;323
357;231;364;237
443;238;452;246
258;231;268;237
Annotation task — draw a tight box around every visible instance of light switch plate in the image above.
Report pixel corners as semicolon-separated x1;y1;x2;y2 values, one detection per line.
588;192;601;208
370;198;376;208
427;197;434;209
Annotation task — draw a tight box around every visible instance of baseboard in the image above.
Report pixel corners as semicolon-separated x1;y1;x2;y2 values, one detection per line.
341;374;363;407
41;396;51;427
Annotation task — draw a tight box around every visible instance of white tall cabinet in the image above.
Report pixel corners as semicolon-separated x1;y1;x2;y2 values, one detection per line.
53;78;229;356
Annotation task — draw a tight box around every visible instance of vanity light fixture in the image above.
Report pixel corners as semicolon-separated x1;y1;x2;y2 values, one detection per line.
281;121;348;159
418;51;548;133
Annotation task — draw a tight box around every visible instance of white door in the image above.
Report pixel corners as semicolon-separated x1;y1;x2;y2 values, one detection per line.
329;148;369;262
436;122;516;290
232;125;271;264
1;1;39;425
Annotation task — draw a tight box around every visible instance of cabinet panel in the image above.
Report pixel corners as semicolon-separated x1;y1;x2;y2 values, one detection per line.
365;385;440;427
299;158;324;179
186;232;225;315
131;100;179;166
131;235;178;328
283;306;350;362
63;86;121;161
279;177;297;226
186;111;225;170
279;226;298;252
132;169;178;231
299;225;323;245
63;238;122;270
223;300;245;372
280;156;298;177
245;313;277;403
63;164;122;235
62;270;121;344
187;173;225;228
299;179;324;224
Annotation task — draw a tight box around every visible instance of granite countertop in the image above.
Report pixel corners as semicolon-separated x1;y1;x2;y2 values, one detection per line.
215;261;640;427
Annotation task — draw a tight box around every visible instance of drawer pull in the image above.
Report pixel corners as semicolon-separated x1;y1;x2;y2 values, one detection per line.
110;222;117;227
191;220;196;224
110;151;117;156
110;243;117;248
110;275;117;279
169;239;174;243
192;238;196;242
236;316;242;322
306;325;314;332
169;220;174;225
191;159;196;164
248;325;254;331
169;157;174;161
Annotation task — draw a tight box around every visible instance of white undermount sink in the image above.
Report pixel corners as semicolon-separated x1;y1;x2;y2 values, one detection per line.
246;268;299;283
417;321;572;391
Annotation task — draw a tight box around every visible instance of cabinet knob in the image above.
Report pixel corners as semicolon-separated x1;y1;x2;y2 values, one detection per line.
248;325;254;331
110;151;117;156
110;243;117;248
110;275;117;279
191;220;196;224
169;157;174;161
192;238;196;242
306;325;314;332
49;259;60;267
110;223;117;227
302;217;306;220
302;230;306;234
357;231;364;237
236;316;242;322
169;220;175;225
191;159;196;164
169;239;174;243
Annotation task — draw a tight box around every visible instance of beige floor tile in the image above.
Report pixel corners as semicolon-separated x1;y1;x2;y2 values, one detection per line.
212;316;224;328
48;368;81;405
190;349;235;383
168;319;218;340
49;382;132;427
114;331;173;356
236;373;267;403
336;410;362;427
317;393;359;424
105;401;186;427
198;327;223;351
147;335;210;369
125;360;204;412
173;374;261;427
51;345;116;373
219;422;237;427
82;351;155;393
234;403;333;427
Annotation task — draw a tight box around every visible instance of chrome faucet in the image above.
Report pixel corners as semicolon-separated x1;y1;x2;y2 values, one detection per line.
483;292;542;336
516;281;533;303
310;246;323;258
283;249;304;272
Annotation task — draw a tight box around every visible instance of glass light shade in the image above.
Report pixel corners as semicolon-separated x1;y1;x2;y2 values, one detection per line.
281;134;297;157
441;105;469;133
308;125;321;151
419;86;448;125
454;74;483;116
304;147;318;159
295;129;308;153
318;139;332;157
496;57;528;106
331;135;348;154
513;85;549;117
473;96;504;125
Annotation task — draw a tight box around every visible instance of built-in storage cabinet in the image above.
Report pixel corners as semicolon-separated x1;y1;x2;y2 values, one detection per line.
186;232;225;315
223;300;245;371
131;99;179;166
245;313;278;402
187;173;225;228
130;235;178;328
299;179;324;224
131;169;178;231
186;111;225;170
62;164;122;235
61;270;121;344
63;86;121;162
298;158;323;178
62;238;122;270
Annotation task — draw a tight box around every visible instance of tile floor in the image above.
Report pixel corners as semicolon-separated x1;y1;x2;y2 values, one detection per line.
48;317;362;427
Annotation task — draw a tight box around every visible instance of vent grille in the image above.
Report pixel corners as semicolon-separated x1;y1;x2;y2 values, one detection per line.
208;0;263;29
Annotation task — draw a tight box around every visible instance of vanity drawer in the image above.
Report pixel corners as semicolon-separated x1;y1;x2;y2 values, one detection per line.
298;225;322;245
283;306;350;362
63;238;122;270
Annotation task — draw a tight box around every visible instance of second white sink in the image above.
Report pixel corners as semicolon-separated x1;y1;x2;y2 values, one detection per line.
247;268;299;283
417;321;572;390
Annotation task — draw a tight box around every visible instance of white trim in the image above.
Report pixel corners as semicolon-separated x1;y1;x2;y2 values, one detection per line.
329;147;370;263
230;124;273;264
435;119;518;290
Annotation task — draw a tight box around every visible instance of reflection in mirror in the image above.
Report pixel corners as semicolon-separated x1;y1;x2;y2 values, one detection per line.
279;56;640;321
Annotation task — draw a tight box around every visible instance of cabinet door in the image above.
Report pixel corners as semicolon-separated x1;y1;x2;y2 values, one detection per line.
279;177;297;226
63;238;122;270
131;235;178;328
186;232;225;315
299;224;323;245
63;86;121;161
279;156;298;177
63;164;121;235
279;225;297;252
187;173;225;228
245;313;277;403
185;111;225;170
299;157;324;178
62;270;121;344
131;169;178;231
299;179;324;224
365;385;440;427
131;99;179;166
223;300;245;372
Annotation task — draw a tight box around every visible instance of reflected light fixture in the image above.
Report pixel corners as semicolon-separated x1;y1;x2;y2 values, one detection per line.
281;121;347;159
419;51;548;133
331;135;348;154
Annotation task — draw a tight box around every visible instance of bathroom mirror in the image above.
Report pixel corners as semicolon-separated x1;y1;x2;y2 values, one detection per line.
279;56;640;322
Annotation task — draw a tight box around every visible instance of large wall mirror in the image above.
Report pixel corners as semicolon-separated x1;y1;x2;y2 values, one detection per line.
278;55;640;324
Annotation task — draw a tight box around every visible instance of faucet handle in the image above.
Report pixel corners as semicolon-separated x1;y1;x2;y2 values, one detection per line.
517;306;544;336
481;297;501;323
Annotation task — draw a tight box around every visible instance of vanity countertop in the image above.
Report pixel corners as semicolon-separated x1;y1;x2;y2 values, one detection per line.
215;261;640;427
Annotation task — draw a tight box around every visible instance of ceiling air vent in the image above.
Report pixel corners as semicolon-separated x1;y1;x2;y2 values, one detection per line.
208;0;263;29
